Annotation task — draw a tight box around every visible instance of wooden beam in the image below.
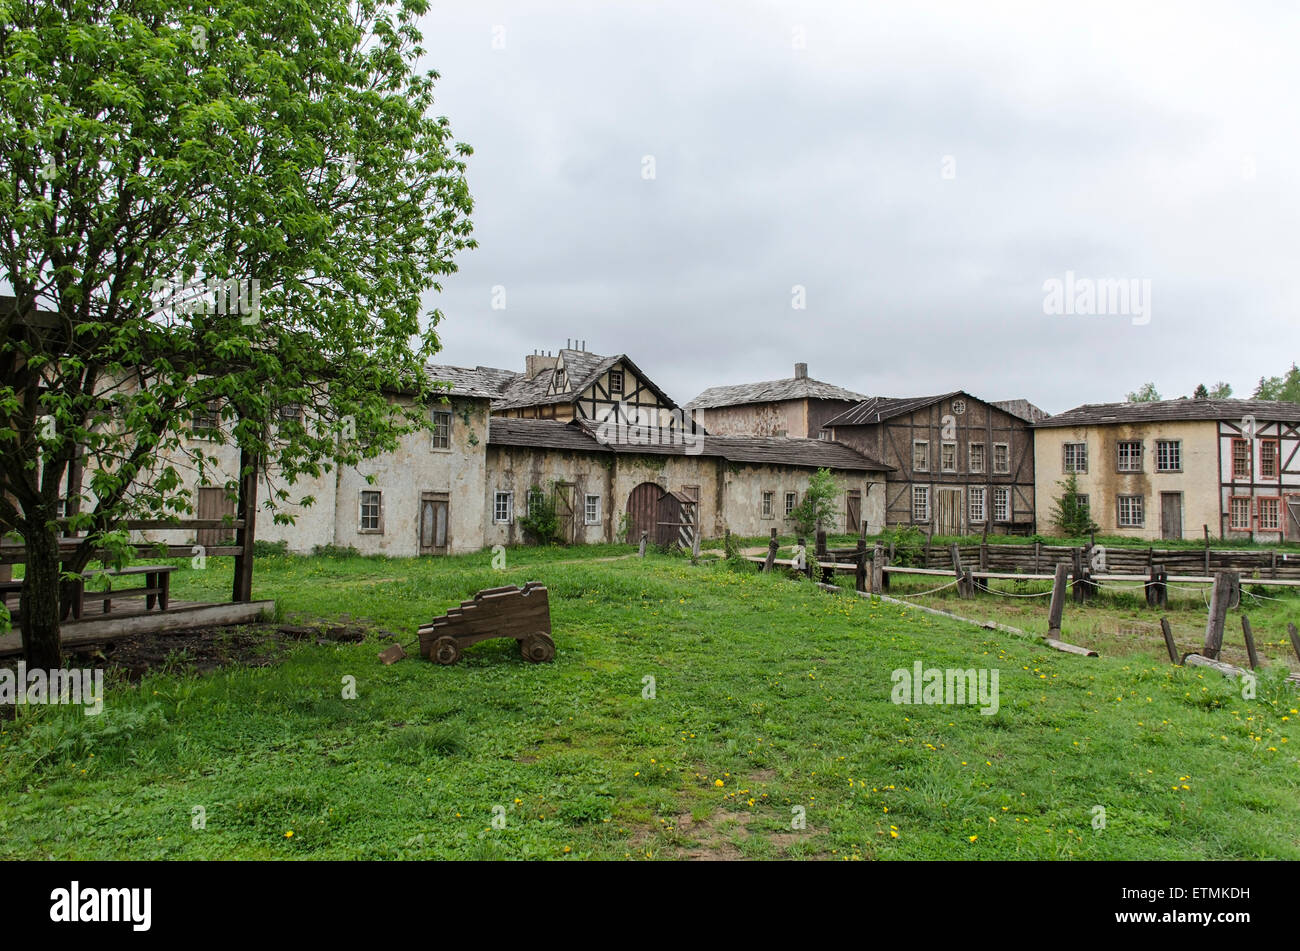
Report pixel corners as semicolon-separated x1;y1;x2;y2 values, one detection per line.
1047;563;1069;636
1241;615;1260;670
1159;617;1179;664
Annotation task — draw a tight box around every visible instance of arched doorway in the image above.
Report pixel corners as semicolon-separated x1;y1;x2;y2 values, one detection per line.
625;482;663;545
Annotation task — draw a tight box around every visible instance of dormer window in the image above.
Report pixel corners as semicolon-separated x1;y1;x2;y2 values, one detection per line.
608;369;624;395
554;368;566;391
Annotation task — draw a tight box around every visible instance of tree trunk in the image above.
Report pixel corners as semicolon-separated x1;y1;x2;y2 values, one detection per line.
20;513;63;667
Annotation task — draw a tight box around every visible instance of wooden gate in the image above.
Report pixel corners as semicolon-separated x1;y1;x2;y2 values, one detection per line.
846;489;861;533
626;482;662;544
1160;492;1183;541
196;487;236;548
935;488;962;536
656;491;697;548
419;491;449;554
1286;495;1300;542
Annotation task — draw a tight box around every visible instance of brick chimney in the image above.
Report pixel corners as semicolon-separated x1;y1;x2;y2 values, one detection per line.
794;362;808;380
526;350;559;379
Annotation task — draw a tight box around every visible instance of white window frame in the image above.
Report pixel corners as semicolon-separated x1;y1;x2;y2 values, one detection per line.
584;493;601;525
968;486;986;523
1258;497;1281;531
941;442;957;473
912;485;930;522
785;492;797;517
762;490;774;519
431;409;452;451
1116;440;1143;473
968;442;985;474
1229;496;1251;530
993;442;1011;474
1063;442;1087;473
359;490;383;533
992;487;1010;522
1117;494;1144;528
608;369;624;395
493;491;514;524
1155;439;1182;473
913;440;930;473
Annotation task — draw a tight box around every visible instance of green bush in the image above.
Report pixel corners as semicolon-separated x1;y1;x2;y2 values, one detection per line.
253;539;290;557
311;543;362;558
519;485;561;545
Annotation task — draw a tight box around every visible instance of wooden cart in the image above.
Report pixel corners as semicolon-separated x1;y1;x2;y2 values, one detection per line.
417;582;555;665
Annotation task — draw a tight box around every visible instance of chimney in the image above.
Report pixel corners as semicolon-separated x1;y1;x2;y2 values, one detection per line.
526;350;560;379
794;362;808;380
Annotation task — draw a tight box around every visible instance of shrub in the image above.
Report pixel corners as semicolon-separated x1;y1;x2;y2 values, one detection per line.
1050;472;1098;537
253;539;290;557
788;468;841;537
519;485;561;545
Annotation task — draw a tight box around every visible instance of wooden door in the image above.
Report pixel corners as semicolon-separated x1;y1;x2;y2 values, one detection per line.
846;490;861;533
626;482;663;545
1160;492;1183;541
196;487;236;548
419;492;449;554
1286;495;1300;542
936;488;962;537
553;482;576;543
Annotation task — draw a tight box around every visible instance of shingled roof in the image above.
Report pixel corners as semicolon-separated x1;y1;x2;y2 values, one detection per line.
821;392;965;428
686;373;866;410
1034;398;1300;428
425;364;519;399
488;418;891;471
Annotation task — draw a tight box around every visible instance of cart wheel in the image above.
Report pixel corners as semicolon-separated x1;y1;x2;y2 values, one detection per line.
520;632;555;664
431;636;461;665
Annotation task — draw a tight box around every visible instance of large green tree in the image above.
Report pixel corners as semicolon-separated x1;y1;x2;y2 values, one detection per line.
1254;364;1300;402
0;0;474;665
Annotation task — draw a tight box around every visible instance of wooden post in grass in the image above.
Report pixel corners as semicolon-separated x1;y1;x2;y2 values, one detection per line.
1159;617;1179;664
1145;563;1168;608
855;538;867;593
638;531;648;557
1033;540;1040;575
797;536;813;580
962;568;975;599
1203;525;1211;574
691;529;700;564
950;543;967;598
1202;571;1234;660
723;529;731;558
1241;615;1260;670
872;541;884;592
1290;622;1300;662
815;529;831;583
1071;547;1089;604
1047;563;1069;637
1227;573;1241;610
763;528;778;573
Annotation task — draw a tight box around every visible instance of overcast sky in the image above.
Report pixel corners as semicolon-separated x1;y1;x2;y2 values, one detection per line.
419;0;1300;414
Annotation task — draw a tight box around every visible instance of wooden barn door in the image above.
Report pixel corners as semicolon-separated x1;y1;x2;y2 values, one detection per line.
1286;495;1300;542
554;482;576;543
419;491;449;554
196;487;236;548
935;488;962;536
846;490;861;533
1159;492;1183;541
626;482;662;545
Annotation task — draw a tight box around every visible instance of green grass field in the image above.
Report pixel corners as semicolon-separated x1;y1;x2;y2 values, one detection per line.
1;546;1296;859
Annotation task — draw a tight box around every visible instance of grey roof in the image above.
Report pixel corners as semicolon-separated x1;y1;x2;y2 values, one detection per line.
822;392;964;428
474;348;681;412
425;364;518;399
992;399;1051;423
1035;398;1300;428
686;375;867;410
488;418;891;471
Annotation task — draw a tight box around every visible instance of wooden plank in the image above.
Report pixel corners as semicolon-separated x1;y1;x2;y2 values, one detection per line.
1159;617;1179;664
0;600;276;656
1241;615;1260;670
1184;653;1250;679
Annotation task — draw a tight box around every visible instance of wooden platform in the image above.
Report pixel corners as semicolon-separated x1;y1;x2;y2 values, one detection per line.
0;599;276;656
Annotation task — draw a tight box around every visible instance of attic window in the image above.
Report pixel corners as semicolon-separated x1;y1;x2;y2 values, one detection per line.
952;399;966;415
608;369;624;394
554;368;567;390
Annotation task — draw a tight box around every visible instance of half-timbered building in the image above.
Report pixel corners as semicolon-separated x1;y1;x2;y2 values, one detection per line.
1034;398;1300;542
823;391;1037;535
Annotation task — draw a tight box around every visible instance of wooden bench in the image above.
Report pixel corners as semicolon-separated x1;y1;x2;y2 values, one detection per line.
85;566;176;615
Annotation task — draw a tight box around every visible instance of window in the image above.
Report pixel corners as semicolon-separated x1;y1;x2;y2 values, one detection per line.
762;491;774;518
494;491;513;524
993;487;1010;522
969;442;985;474
913;440;929;472
1062;442;1087;473
681;485;700;501
912;485;930;521
941;443;957;472
1117;494;1144;528
1231;438;1251;479
969;487;986;522
55;499;67;520
993;443;1010;474
360;490;383;533
785;492;797;516
554;368;566;390
1076;493;1090;515
952;399;966;415
1229;497;1251;530
431;409;452;450
1117;440;1143;473
608;369;624;395
275;402;302;427
1261;440;1279;479
1155;439;1181;472
584;494;601;525
1258;497;1281;531
191;400;220;435
526;487;545;516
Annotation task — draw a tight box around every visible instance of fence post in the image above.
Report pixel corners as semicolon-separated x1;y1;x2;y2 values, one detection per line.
797;536;813;580
1289;622;1300;662
1202;571;1234;660
1047;563;1069;636
855;538;867;593
1072;547;1088;604
815;529;830;583
1159;617;1179;664
950;543;966;598
1203;525;1211;575
1241;615;1260;670
873;541;884;592
763;528;778;573
638;531;648;558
